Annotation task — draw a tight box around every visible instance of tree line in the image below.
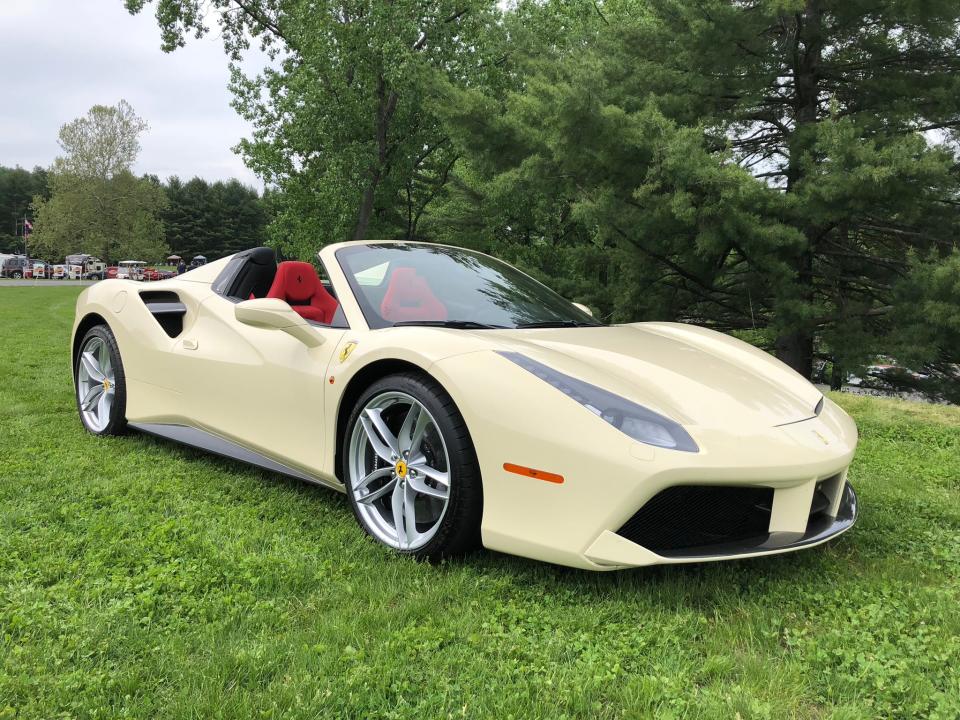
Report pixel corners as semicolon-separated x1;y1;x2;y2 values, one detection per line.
0;166;49;254
1;165;269;264
126;0;960;398
2;103;269;264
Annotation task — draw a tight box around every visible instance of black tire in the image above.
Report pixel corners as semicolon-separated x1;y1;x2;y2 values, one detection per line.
74;324;127;436
12;271;22;279
342;372;482;560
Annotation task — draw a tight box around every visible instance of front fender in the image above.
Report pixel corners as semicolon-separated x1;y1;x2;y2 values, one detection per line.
431;350;858;570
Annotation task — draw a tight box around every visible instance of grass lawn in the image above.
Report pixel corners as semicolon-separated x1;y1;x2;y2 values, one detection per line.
1;286;958;720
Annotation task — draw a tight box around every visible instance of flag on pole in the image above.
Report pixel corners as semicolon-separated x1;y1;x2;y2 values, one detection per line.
23;219;33;235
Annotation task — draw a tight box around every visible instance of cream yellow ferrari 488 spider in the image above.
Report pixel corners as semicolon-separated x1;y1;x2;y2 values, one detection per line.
72;241;858;570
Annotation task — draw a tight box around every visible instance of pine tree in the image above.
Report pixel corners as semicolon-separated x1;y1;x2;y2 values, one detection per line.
436;0;960;380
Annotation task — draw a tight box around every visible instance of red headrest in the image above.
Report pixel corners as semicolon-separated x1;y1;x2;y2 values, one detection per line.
380;267;447;322
268;261;321;303
266;261;339;324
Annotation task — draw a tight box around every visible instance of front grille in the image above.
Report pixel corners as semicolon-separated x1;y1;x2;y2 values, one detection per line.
616;485;774;553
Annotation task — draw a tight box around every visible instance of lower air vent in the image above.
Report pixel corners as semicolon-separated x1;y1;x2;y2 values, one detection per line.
139;291;186;338
616;485;774;553
808;482;831;522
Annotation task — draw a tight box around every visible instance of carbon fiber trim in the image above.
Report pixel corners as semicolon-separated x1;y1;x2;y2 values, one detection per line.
129;422;325;486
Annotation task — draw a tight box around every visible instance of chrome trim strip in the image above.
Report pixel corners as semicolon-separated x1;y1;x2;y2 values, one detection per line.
130;422;325;486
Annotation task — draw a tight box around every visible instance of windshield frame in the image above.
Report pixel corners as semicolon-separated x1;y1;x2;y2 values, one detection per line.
333;241;599;331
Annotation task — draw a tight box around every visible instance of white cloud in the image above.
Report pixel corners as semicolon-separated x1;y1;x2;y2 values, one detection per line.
0;0;266;189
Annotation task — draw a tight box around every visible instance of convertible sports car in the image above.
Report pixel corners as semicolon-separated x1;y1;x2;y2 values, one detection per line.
72;241;859;570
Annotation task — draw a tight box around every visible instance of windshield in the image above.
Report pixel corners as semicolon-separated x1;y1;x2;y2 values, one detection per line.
335;243;599;330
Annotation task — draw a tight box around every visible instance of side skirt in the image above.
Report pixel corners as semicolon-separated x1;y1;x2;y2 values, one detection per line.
130;422;334;488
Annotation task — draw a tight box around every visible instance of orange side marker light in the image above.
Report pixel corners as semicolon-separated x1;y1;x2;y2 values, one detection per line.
503;463;564;484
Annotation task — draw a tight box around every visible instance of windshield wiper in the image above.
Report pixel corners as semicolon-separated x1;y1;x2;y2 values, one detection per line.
517;320;602;329
391;320;505;329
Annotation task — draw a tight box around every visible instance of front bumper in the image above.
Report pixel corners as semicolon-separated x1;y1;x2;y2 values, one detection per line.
433;353;860;571
583;481;857;568
661;481;857;559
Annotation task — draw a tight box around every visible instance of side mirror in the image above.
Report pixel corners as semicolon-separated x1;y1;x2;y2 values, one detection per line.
572;302;593;317
235;298;325;348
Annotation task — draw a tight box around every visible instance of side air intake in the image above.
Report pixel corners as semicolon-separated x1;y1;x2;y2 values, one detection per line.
139;291;186;338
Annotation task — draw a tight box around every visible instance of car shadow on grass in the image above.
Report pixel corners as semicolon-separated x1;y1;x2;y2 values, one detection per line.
475;543;854;598
128;429;349;504
128;427;869;608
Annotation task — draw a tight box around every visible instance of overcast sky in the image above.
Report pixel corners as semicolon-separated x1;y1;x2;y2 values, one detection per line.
0;0;264;188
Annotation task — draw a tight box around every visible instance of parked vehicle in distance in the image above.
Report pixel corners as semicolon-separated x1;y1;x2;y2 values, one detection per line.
106;266;118;280
32;262;48;279
0;255;31;279
142;267;175;282
189;255;208;269
116;261;147;280
52;264;69;280
65;254;108;280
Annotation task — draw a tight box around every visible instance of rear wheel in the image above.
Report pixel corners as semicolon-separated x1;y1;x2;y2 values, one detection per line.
11;271;22;279
74;325;127;435
343;373;482;560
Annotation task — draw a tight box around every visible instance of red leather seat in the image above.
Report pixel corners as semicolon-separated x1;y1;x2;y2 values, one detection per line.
380;267;448;322
266;261;339;324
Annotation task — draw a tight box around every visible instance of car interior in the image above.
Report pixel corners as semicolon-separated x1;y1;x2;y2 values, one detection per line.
213;247;346;328
213;246;452;329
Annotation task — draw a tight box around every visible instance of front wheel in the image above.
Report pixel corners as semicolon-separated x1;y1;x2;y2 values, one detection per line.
11;271;22;279
74;325;127;435
343;373;482;560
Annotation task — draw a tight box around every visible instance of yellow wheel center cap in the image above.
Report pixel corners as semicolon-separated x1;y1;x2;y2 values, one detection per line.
103;379;111;391
395;459;408;478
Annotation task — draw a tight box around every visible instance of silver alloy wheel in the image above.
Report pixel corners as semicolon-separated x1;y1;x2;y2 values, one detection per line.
76;336;116;433
348;391;451;550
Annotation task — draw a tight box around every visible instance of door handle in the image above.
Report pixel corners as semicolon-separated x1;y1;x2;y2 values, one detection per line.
182;338;198;350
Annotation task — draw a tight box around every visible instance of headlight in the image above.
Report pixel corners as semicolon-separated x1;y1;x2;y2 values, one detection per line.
498;351;698;452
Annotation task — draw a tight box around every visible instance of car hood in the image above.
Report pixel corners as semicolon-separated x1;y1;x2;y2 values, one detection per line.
483;322;822;430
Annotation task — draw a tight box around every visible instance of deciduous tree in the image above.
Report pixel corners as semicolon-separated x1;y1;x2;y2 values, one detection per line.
53;100;148;180
31;102;168;262
126;0;506;257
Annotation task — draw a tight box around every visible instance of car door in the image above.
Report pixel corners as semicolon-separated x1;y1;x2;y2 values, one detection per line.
169;290;346;476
